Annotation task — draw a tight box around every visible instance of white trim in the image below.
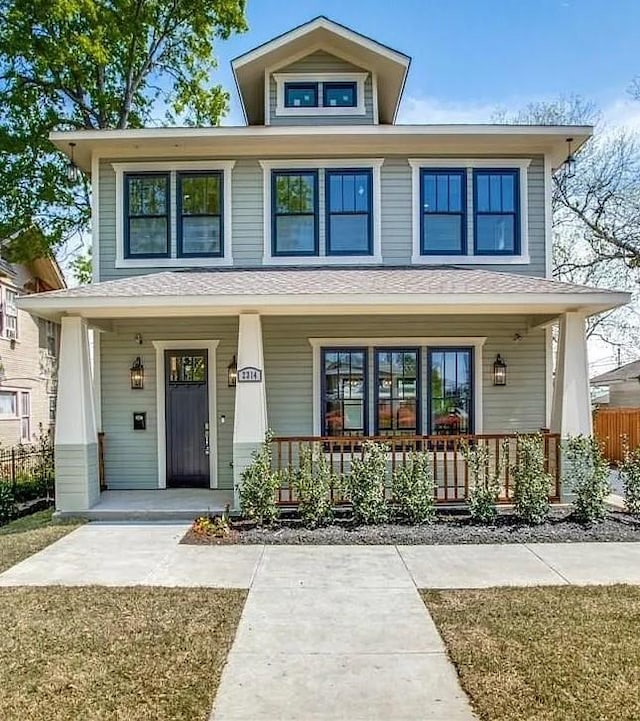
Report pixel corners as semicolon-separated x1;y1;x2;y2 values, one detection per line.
231;16;410;70
309;336;486;436
263;68;270;126
91;154;100;282
371;70;379;125
409;158;531;265
273;72;367;117
259;158;384;265
113;161;235;270
152;339;220;489
544;154;554;278
92;330;102;432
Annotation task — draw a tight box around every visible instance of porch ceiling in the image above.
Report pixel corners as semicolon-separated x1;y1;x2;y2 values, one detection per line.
17;267;630;322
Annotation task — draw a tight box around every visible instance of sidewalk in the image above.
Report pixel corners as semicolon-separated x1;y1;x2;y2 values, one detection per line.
2;525;640;720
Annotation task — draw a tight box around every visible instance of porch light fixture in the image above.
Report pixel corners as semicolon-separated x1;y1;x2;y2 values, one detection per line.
493;354;507;386
67;142;81;183
130;356;144;390
228;355;237;387
564;137;576;179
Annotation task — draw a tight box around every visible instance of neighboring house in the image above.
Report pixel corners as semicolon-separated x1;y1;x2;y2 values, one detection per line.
0;255;65;447
19;16;629;515
591;360;640;408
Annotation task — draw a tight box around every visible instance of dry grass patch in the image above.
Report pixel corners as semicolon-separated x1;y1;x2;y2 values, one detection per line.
0;509;80;573
0;586;246;721
423;585;640;721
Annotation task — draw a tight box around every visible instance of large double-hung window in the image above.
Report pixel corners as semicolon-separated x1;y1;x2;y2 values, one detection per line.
272;171;319;256
326;169;372;255
125;173;170;258
421;169;466;254
177;172;223;257
473;169;520;254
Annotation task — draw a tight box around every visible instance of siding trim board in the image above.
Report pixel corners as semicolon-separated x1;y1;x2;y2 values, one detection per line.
309;336;486;436
112;161;235;269
152;339;220;489
409;158;531;265
259;158;383;265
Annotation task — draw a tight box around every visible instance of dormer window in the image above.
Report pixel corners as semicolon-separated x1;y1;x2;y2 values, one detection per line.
274;73;367;117
284;83;318;108
323;82;356;108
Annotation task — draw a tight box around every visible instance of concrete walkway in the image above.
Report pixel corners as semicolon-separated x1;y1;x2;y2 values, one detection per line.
3;525;640;720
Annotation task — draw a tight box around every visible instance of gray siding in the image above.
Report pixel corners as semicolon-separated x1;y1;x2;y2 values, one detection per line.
100;318;238;490
97;156;547;280
263;315;547;437
98;313;548;491
269;50;375;126
609;382;640;408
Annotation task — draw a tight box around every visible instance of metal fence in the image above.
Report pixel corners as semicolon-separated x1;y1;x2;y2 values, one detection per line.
0;444;55;502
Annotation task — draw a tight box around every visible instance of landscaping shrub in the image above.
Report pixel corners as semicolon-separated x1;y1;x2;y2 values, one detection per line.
191;513;231;539
512;434;552;524
344;441;388;524
392;451;435;524
461;439;507;524
291;443;335;528
238;432;280;525
620;443;640;517
563;435;610;523
0;482;16;525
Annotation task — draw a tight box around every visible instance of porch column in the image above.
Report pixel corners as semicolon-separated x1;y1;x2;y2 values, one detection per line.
54;316;99;512
551;311;592;502
551;311;592;437
233;313;268;508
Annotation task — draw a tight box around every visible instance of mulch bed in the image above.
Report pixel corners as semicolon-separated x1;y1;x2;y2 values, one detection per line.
181;508;640;545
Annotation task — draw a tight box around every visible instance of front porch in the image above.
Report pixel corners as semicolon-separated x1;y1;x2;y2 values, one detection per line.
18;266;628;516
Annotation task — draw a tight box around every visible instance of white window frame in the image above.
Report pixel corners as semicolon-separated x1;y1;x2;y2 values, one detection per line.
260;158;383;266
309;336;486;436
20;390;31;442
0;389;18;419
409;158;531;265
274;72;368;117
112;160;236;269
2;286;18;341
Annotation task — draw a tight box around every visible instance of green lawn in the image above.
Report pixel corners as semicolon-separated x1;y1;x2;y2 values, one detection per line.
0;587;246;721
0;509;80;574
423;585;640;721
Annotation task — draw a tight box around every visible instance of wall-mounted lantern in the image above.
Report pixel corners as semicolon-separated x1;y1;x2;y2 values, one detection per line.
564;137;576;179
67;142;81;183
130;356;144;390
228;355;238;387
493;354;507;386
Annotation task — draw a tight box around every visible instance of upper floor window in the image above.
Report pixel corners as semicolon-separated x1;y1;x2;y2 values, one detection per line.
274;73;367;118
323;82;356;108
272;170;319;256
284;82;318;108
326;169;372;255
421;169;466;255
45;319;57;356
124;173;169;258
474;169;520;255
114;161;235;268
177;172;223;257
2;286;18;340
410;159;530;264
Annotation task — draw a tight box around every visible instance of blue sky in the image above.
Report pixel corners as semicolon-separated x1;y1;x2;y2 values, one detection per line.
215;0;640;127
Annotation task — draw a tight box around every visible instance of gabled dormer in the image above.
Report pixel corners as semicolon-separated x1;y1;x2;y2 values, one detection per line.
231;16;410;126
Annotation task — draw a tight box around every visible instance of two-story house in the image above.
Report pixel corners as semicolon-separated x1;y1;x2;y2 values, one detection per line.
20;17;629;516
0;253;64;447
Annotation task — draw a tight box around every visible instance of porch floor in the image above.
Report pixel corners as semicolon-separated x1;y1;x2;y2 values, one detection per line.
56;489;234;522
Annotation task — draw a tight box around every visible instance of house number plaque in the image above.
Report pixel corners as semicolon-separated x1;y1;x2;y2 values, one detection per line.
237;366;262;383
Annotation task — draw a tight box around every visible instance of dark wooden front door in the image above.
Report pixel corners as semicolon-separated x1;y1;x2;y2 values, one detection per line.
165;349;210;488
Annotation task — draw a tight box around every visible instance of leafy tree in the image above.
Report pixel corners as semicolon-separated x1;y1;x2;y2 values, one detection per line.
70;248;92;285
0;0;248;261
495;95;640;352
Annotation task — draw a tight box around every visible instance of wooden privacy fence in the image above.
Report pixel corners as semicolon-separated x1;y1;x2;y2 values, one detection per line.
271;433;562;505
593;408;640;463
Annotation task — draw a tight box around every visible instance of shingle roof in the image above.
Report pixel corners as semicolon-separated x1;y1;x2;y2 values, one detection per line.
35;266;625;300
591;359;640;385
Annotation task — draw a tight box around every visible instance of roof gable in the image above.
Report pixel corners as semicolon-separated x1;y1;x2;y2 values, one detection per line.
231;16;410;125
